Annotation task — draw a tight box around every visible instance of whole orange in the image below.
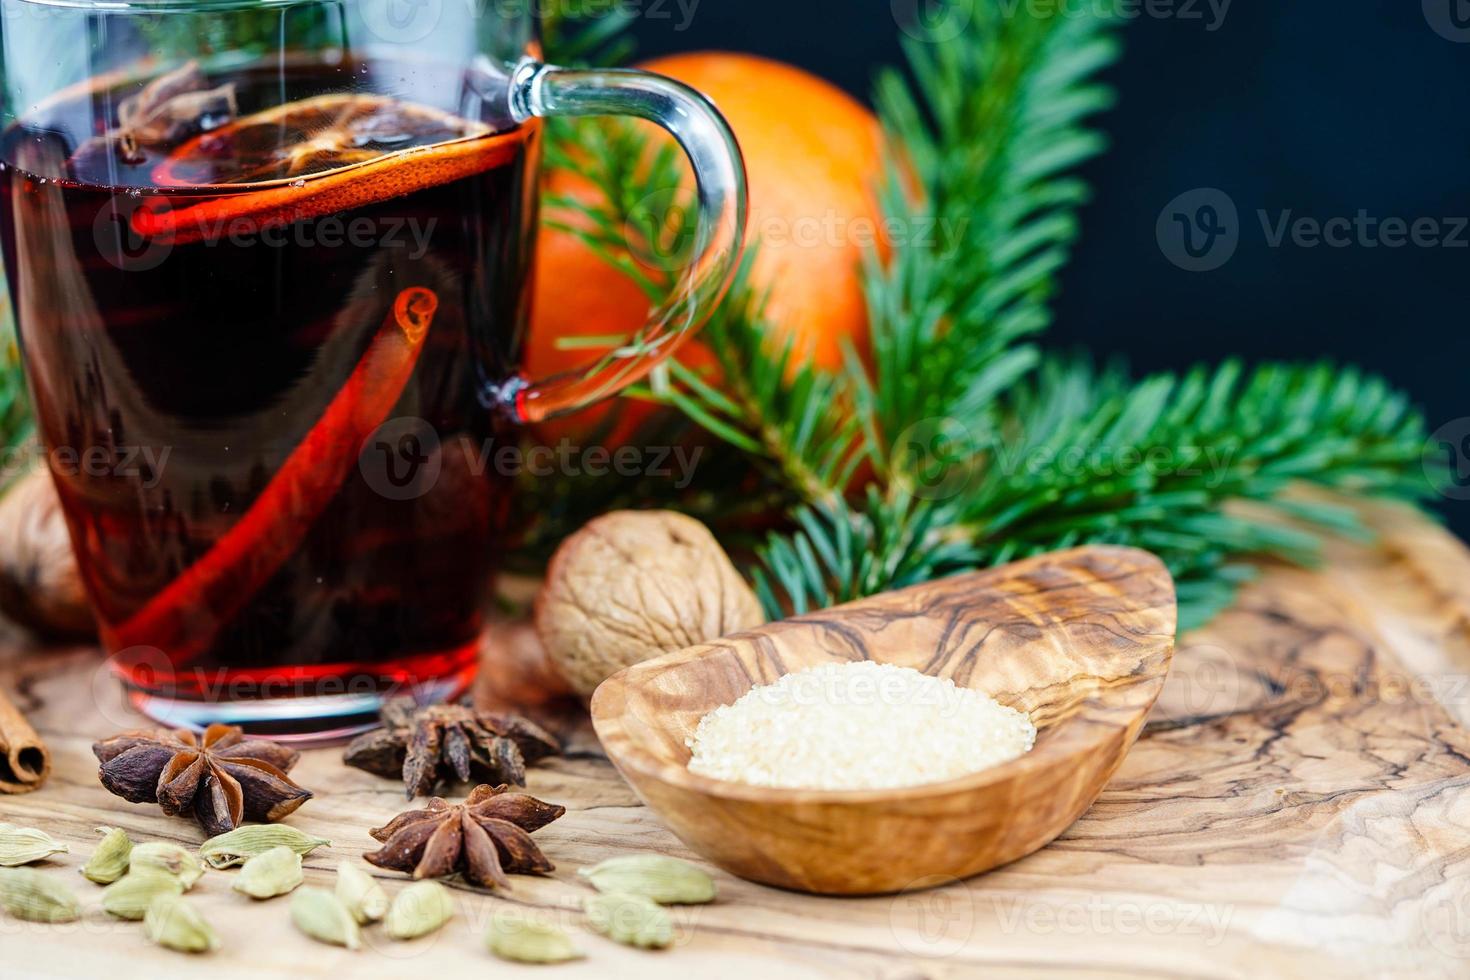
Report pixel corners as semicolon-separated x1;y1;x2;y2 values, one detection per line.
525;52;885;444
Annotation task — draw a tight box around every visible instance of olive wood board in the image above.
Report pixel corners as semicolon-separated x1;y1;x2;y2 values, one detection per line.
0;501;1467;978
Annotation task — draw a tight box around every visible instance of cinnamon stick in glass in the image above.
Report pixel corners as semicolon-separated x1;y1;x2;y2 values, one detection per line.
0;685;50;793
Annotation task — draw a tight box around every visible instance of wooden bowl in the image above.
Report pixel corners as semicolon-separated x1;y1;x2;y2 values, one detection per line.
589;546;1176;895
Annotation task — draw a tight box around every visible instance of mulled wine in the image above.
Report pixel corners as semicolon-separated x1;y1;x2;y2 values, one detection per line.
0;60;537;734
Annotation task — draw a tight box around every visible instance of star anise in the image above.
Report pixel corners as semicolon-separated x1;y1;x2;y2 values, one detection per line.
93;723;311;837
343;700;560;798
363;784;565;888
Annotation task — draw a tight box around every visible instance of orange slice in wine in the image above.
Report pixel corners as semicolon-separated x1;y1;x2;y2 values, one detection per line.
138;93;526;244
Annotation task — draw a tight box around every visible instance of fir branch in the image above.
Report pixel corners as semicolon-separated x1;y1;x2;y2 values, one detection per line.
760;358;1434;628
538;4;1435;632
857;3;1119;472
654;265;868;506
541;1;637;67
752;490;977;616
541;118;864;509
971;358;1431;627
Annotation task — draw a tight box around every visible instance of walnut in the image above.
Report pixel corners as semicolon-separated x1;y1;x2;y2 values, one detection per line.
535;511;765;697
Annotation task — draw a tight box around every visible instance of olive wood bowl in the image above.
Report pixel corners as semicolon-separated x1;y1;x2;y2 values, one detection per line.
589;545;1176;895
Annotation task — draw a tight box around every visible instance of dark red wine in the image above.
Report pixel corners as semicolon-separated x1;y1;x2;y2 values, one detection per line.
0;61;538;733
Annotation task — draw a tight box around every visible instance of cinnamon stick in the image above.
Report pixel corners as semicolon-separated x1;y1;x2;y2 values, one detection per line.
107;286;439;660
0;685;50;793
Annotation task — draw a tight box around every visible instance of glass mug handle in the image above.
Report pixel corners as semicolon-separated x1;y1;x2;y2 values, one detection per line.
500;62;748;423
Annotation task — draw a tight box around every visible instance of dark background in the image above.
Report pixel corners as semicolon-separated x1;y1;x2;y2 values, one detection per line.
630;1;1470;533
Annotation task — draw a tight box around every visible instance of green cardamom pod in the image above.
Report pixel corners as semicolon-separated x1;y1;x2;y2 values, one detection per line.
577;855;716;905
130;841;205;889
0;825;68;867
585;891;675;949
80;826;133;884
385;879;454;940
335;861;388;925
144;894;219;954
198;825;330;869
0;867;82;922
291;886;360;949
101;868;185;920
485;911;582;963
231;845;303;900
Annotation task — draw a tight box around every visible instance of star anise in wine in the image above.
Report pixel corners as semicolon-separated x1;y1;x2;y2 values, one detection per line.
363;783;565;888
93;723;311;837
343;700;560;798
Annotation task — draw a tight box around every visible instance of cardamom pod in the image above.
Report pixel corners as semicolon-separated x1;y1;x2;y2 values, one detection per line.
0;867;82;922
385;879;454;940
130;841;205;889
0;825;68;867
81;826;133;884
199;825;330;869
485;911;582;963
335;861;388;925
584;891;674;949
144;894;219;954
101;868;185;920
291;886;360;949
577;855;716;905
232;845;303;900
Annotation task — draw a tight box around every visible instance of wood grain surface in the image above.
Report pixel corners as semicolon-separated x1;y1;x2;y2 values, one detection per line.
593;545;1176;894
0;503;1467;978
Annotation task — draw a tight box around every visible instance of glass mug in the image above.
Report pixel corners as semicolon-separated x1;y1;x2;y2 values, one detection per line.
0;0;745;735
